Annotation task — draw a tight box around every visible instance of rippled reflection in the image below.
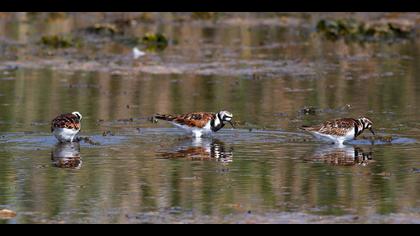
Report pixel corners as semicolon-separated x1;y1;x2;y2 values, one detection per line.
159;138;233;163
51;142;82;169
305;145;373;166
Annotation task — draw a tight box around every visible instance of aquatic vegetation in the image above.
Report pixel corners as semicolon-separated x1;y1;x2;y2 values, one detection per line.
142;33;167;45
316;18;415;42
40;35;76;48
141;33;168;51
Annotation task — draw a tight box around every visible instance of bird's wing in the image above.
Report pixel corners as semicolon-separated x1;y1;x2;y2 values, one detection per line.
51;113;81;132
163;112;216;128
318;118;356;136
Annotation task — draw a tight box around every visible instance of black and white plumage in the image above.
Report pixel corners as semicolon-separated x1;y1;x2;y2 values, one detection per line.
154;111;234;137
51;111;82;143
300;117;375;145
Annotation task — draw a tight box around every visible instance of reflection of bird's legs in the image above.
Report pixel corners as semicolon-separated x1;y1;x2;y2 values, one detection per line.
336;142;346;148
192;130;203;138
191;136;203;146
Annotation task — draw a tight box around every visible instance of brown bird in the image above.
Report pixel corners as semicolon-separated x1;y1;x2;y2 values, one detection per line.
51;112;82;142
300;117;375;144
154;111;234;137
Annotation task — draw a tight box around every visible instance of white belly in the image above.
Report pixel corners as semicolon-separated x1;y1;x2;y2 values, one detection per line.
312;129;355;144
53;128;80;143
171;121;212;138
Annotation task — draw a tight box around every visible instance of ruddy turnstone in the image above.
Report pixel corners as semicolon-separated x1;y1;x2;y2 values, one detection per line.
51;111;82;143
300;117;375;144
154;111;234;137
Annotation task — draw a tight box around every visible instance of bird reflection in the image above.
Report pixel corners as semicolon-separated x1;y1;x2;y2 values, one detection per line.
305;145;373;166
159;138;233;163
51;142;82;169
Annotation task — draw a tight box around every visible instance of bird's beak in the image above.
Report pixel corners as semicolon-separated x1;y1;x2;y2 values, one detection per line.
369;128;375;136
228;121;235;128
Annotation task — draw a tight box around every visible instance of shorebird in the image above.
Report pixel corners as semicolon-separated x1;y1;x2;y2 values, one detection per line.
51;111;82;143
300;117;375;145
154;111;234;138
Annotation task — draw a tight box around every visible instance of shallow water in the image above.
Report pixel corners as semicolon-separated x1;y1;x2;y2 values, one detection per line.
1;13;420;223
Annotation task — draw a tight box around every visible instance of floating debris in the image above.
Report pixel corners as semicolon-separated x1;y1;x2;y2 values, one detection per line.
0;209;16;219
77;136;100;145
300;106;317;115
376;172;392;177
102;130;115;136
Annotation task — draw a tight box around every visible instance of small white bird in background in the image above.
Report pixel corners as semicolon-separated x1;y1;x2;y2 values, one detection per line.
133;47;146;59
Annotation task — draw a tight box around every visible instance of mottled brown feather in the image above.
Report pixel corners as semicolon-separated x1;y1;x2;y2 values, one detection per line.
155;112;216;128
302;118;358;136
51;113;81;132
